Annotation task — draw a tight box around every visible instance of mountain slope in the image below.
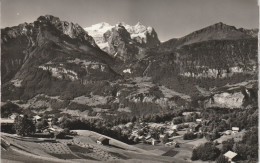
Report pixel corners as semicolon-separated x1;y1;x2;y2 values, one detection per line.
1;15;120;101
158;22;258;52
1;17;258;120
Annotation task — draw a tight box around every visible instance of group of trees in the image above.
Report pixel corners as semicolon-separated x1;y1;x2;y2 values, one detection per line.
59;117;134;144
1;102;22;118
200;106;258;136
183;132;197;140
13;115;35;136
191;127;258;162
191;142;220;161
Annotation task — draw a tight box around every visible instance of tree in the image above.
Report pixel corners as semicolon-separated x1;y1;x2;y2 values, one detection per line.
183;132;196;140
192;142;221;161
191;148;199;161
216;155;230;163
221;139;234;154
14;115;35;136
162;133;169;144
36;119;49;131
1;102;22;118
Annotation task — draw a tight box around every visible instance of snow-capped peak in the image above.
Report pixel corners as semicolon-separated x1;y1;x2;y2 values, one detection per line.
84;22;159;49
84;22;114;37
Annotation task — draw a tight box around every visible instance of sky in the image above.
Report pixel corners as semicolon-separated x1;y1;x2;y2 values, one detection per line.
1;0;259;41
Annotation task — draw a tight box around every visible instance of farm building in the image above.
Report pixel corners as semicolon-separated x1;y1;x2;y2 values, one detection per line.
224;151;237;162
232;127;239;133
33;115;42;122
1;118;15;133
97;137;109;145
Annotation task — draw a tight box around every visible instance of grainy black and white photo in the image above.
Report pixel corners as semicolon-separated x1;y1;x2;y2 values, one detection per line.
1;0;258;162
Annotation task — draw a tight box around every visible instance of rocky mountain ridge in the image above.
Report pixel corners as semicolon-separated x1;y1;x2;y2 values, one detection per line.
158;22;258;52
1;15;258;119
85;22;160;61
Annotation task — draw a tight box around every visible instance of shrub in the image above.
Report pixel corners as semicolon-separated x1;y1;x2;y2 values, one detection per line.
183;132;196;140
14;115;36;136
191;142;221;161
216;155;230;163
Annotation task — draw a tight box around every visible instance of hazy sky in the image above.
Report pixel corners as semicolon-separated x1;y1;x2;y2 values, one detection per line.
1;0;259;41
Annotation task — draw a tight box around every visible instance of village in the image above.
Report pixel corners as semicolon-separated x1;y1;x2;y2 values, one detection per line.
0;110;244;162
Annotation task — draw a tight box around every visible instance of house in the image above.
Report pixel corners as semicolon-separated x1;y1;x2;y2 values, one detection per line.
9;113;19;120
232;127;239;134
165;141;180;147
33;115;42;122
146;138;159;145
196;119;202;123
182;112;193;116
145;135;151;140
187;124;201;132
1;118;15;133
97;137;109;145
151;138;159;146
224;151;237;162
171;125;178;130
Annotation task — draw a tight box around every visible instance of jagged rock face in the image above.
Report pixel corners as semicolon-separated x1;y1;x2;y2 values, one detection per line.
1;15;120;101
37;15;98;47
203;81;258;109
1;16;258;113
123;22;160;47
124;24;258;99
104;25;139;61
1;15;105;83
136;23;258;80
130;38;258;80
84;22;160;61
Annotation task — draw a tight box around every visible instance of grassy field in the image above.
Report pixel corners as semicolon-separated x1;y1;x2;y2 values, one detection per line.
2;130;192;163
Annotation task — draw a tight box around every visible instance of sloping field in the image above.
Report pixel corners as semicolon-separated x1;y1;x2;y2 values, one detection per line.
2;131;190;163
73;130;190;163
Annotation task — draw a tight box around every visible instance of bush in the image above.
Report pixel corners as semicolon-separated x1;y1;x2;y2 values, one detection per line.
36;119;49;131
183;132;196;140
191;142;221;161
14;115;36;136
1;102;22;118
216;155;230;163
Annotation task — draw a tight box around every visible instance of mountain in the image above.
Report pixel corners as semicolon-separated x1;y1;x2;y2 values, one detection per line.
85;22;160;61
1;16;258;121
158;22;258;52
124;23;258;100
1;15;120;101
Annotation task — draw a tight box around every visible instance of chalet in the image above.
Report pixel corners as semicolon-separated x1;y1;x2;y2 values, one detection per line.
171;125;178;130
232;127;239;134
224;151;237;162
196;119;202;123
182;112;193;116
97;137;109;145
145;135;151;140
1;118;15;133
165;141;180;147
33;115;42;122
182;112;201;116
9;113;19;120
146;138;159;145
159;134;165;139
187;124;201;132
151;138;159;146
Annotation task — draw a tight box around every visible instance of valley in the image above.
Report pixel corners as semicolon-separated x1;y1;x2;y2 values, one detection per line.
1;14;258;163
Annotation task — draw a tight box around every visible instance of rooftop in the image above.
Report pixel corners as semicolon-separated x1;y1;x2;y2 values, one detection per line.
224;151;237;159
